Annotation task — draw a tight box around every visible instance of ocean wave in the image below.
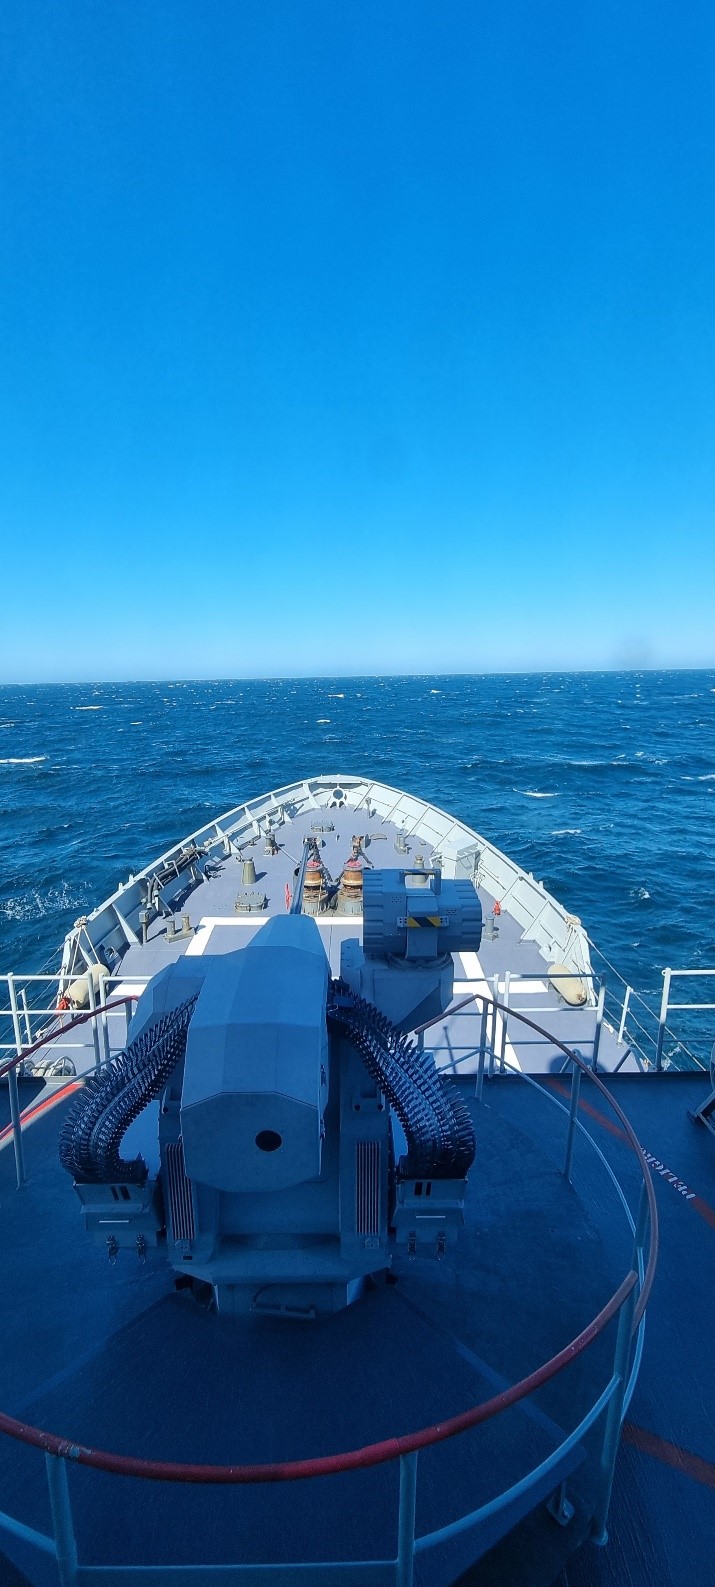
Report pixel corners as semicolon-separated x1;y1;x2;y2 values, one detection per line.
72;705;103;711
519;790;558;798
550;828;582;836
697;774;715;781
0;756;47;765
0;882;85;922
629;887;651;901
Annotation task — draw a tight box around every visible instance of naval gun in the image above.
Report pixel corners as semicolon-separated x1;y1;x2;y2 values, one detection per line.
60;871;482;1317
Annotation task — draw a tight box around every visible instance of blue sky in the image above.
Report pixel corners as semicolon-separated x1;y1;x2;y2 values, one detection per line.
1;1;713;681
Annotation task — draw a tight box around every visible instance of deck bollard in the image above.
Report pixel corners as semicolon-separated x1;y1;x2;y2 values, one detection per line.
45;1455;78;1587
396;1451;418;1587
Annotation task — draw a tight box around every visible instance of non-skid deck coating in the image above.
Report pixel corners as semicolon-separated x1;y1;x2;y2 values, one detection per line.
33;799;631;1081
2;1069;715;1586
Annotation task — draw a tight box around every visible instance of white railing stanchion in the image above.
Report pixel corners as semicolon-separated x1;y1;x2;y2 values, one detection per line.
45;1455;78;1587
591;1280;637;1547
476;996;488;1100
499;970;511;1073
98;972;110;1065
563;1059;582;1185
6;975;27;1187
86;971;101;1071
396;1450;418;1587
617;985;632;1046
488;975;499;1078
19;987;33;1046
655;968;671;1072
592;981;606;1072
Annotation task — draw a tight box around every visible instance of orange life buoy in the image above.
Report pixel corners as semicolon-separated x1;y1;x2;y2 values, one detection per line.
493;901;502;916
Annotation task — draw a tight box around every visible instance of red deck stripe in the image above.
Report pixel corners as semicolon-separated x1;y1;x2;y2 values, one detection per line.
623;1422;715;1491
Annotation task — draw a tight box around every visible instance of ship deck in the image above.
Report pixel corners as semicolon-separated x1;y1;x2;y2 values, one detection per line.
0;1070;713;1587
28;784;635;1083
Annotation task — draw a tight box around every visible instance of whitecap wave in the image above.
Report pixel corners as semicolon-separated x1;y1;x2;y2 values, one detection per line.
317;718;330;724
73;705;103;711
520;790;558;798
0;756;47;765
0;882;84;922
550;828;582;836
697;774;715;781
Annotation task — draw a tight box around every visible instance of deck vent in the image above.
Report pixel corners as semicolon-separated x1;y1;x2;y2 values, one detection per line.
355;1140;380;1237
166;1139;195;1243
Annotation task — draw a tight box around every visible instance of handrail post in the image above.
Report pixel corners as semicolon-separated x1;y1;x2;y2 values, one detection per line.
563;1058;582;1185
98;971;110;1065
499;971;511;1073
591;1280;637;1546
20;986;33;1046
45;1454;78;1586
7;975;27;1187
396;1450;418;1587
617;985;632;1046
86;970;102;1071
488;975;499;1078
475;997;488;1100
632;1180;649;1266
592;980;606;1073
655;968;671;1072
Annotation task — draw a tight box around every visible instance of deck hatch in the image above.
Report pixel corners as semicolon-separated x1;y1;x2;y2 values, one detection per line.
355;1139;380;1236
166;1138;195;1243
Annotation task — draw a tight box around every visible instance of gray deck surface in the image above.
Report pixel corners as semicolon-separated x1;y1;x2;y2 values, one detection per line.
31;801;630;1081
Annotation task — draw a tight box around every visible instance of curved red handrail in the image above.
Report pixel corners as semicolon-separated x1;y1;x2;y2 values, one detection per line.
0;1274;635;1483
0;993;655;1485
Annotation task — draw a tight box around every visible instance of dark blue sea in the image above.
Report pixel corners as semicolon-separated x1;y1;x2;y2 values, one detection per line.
1;673;714;1059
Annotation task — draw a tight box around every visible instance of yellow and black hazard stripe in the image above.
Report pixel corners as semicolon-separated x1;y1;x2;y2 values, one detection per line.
406;914;442;928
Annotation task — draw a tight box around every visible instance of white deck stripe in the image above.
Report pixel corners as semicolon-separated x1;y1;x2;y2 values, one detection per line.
185;916;364;957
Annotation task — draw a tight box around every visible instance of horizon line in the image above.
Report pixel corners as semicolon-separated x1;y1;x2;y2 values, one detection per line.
2;664;715;689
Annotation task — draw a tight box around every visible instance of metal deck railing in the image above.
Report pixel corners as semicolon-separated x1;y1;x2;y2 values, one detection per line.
0;999;657;1587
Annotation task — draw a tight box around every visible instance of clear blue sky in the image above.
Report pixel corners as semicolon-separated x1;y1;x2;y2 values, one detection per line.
1;1;713;681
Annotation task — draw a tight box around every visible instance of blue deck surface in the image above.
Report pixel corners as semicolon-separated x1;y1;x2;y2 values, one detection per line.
2;1063;714;1585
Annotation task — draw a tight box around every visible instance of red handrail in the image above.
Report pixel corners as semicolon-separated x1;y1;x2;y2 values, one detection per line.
0;994;655;1485
0;1274;635;1483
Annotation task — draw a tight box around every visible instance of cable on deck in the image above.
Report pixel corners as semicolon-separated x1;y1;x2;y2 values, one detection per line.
58;995;197;1185
327;979;475;1179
